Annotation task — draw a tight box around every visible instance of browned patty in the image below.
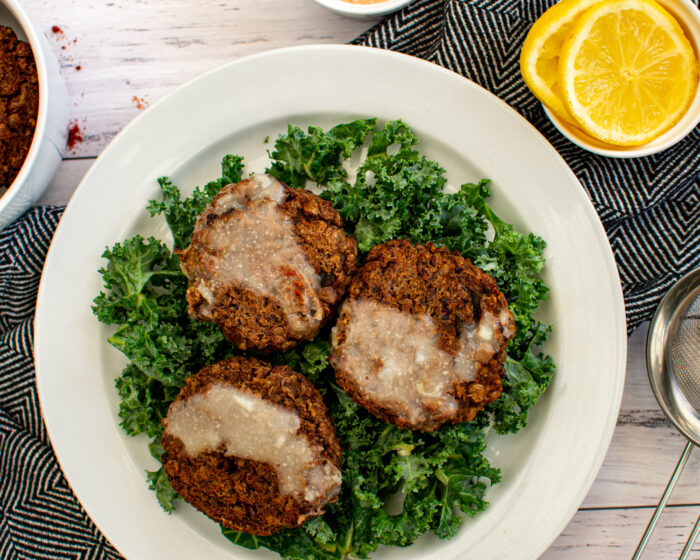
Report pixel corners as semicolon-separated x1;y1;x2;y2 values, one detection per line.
330;240;515;432
179;174;358;352
161;356;342;535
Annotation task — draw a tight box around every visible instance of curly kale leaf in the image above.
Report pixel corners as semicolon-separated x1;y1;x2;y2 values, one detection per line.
93;231;230;439
92;235;193;435
353;422;499;550
114;363;177;437
343;413;498;555
412;182;489;261
351;153;447;251
221;526;349;560
322;120;448;249
222;512;362;560
461;180;549;346
147;154;244;248
332;374;500;556
365;119;418;156
92;236;185;326
487;323;555;433
274;338;332;385
109;321;191;386
147;466;179;514
267;119;376;189
145;440;179;513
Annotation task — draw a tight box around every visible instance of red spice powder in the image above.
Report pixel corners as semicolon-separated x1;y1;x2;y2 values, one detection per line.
76;65;82;71
66;121;83;150
51;25;63;35
131;95;149;110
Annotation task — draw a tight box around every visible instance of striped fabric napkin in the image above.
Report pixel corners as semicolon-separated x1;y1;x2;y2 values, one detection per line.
1;0;698;557
0;208;120;558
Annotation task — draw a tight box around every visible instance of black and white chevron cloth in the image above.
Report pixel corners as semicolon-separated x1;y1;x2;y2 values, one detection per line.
0;207;122;559
1;2;700;557
354;0;700;334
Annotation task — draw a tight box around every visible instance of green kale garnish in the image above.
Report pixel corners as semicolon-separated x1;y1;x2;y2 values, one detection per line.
311;120;487;254
92;235;185;326
267;119;375;189
93;119;555;559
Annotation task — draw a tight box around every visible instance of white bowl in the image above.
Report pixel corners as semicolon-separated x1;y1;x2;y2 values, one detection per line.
0;0;67;229
544;0;700;158
312;0;414;19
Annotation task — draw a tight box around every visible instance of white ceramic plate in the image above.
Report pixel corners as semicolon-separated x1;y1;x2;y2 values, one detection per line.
35;45;627;560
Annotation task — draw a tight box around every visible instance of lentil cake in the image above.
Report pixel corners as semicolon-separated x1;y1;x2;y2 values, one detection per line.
330;239;516;432
161;356;342;535
178;174;358;352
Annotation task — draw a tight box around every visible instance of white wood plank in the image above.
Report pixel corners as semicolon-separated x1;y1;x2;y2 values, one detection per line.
542;505;700;559
22;0;378;157
582;322;700;508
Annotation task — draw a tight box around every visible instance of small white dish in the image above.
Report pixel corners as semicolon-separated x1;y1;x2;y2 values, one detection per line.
312;0;414;19
544;0;700;158
0;0;67;229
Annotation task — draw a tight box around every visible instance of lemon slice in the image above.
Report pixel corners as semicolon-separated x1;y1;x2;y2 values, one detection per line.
559;0;698;145
520;0;602;123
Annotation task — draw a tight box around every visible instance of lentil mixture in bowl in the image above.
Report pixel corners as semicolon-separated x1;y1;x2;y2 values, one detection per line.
0;24;39;195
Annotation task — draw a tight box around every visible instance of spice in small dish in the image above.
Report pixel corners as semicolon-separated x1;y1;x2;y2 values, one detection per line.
0;25;39;194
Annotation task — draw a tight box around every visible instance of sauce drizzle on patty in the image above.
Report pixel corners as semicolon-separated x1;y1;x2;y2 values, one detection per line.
164;382;341;503
186;174;323;335
331;298;511;426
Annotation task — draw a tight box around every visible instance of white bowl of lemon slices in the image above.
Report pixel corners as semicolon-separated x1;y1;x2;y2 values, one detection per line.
520;0;700;157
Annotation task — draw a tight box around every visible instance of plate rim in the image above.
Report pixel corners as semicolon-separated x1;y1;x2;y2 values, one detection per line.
34;44;627;560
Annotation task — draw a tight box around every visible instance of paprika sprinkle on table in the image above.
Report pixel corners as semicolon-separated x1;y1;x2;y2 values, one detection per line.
66;121;83;150
131;95;149;110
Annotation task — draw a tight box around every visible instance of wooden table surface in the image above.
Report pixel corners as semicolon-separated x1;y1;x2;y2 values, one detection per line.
25;0;700;558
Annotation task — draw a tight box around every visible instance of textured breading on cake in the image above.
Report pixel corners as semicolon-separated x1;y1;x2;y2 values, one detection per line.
330;240;515;432
161;356;342;535
178;174;358;352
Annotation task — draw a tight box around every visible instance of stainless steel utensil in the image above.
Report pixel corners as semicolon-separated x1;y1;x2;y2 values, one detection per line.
632;267;700;560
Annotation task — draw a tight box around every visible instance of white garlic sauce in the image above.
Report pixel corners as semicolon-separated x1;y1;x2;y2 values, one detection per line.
191;174;322;335
164;383;341;503
331;298;508;424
